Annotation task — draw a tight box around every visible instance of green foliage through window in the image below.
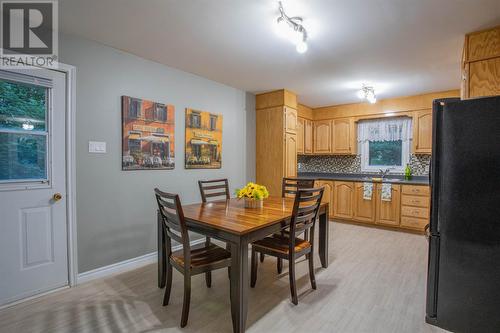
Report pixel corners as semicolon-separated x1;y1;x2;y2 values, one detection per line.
0;80;48;181
0;80;46;131
369;140;402;166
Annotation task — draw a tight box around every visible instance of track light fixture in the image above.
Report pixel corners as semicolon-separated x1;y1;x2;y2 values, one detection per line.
276;1;308;54
357;85;377;104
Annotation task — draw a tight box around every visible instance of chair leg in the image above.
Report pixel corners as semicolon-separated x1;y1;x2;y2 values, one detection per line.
162;261;173;306
205;271;212;288
226;242;231;279
304;230;309;242
260;253;265;263
251;248;258;288
308;252;316;290
180;274;191;328
289;257;298;305
277;258;283;274
204;237;212;287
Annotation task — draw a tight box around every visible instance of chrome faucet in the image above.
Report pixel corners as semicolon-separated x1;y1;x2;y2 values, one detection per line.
379;168;393;178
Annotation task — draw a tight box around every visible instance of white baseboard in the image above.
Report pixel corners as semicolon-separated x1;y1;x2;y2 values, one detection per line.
77;238;206;284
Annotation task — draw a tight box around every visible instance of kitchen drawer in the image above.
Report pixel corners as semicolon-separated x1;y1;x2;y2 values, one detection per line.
402;185;430;196
401;195;429;208
401;206;429;219
400;216;428;230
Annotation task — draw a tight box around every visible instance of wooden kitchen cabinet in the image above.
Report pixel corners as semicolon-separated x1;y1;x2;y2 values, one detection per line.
333;181;354;220
469;58;500;97
284;132;297;177
332;118;356;155
256;89;298;195
462;25;500;99
297;117;305;154
304;119;313;154
413;110;433;154
353;182;376;223
400;184;430;231
375;184;401;226
284;106;297;134
314;120;332;154
315;180;334;216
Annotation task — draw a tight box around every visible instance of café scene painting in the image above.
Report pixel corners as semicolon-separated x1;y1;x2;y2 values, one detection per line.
122;96;175;170
185;108;222;169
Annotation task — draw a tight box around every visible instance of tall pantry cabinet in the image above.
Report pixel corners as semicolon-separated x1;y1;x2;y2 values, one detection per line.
256;90;299;196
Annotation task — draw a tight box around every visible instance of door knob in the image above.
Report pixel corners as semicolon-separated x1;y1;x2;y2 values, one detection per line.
52;193;63;201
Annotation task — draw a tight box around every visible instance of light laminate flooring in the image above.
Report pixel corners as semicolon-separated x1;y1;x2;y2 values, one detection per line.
0;222;448;333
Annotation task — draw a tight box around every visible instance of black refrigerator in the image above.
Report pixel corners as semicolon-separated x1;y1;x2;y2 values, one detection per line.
426;96;500;332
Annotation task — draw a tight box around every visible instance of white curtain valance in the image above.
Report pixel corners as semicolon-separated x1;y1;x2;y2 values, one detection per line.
357;117;412;142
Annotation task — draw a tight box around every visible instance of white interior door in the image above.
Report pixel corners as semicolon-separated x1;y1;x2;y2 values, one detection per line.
0;67;68;306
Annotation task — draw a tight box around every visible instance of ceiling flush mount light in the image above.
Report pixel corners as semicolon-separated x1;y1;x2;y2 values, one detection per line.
276;1;308;54
358;85;377;104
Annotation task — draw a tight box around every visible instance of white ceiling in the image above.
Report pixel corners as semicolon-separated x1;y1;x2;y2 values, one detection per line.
59;0;500;107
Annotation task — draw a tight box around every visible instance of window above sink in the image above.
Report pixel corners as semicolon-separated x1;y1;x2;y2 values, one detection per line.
358;117;412;173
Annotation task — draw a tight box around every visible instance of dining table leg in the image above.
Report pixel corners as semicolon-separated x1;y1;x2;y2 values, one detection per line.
230;240;249;333
157;210;166;288
318;205;329;268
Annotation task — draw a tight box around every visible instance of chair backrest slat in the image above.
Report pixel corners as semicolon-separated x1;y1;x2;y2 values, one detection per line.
154;188;191;266
282;178;315;198
198;179;230;202
166;228;183;243
289;187;324;249
204;191;228;198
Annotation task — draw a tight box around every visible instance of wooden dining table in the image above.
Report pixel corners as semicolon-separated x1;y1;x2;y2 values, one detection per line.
157;196;330;333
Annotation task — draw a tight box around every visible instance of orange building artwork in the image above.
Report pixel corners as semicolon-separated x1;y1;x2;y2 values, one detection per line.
185;108;222;169
122;96;175;170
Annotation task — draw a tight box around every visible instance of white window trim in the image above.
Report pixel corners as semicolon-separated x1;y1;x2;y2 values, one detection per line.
359;139;411;173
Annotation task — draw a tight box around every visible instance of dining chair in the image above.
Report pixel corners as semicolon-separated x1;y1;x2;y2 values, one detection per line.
198;178;230;203
250;186;324;305
198;178;231;280
260;177;316;274
154;188;231;327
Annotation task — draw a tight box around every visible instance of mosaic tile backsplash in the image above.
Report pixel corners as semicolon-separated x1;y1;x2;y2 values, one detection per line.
298;154;430;176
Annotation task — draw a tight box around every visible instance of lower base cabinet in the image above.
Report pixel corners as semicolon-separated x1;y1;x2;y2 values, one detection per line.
353;182;376;223
400;185;430;231
375;184;401;226
333;181;354;220
314;180;429;233
315;180;334;216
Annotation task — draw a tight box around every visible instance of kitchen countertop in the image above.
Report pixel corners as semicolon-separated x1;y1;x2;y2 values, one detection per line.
297;172;430;185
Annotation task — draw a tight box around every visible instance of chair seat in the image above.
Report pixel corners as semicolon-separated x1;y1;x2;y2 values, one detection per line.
171;243;231;268
252;234;310;255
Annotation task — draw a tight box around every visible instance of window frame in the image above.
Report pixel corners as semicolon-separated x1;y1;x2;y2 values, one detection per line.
191;112;201;128
360;139;410;173
210;115;217;131
0;78;51;187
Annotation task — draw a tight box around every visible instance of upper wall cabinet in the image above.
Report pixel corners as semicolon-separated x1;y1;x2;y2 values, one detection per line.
284;106;297;134
332;118;356;155
462;26;500;99
314;120;332;154
297;117;305;154
297;117;313;155
413;110;432;154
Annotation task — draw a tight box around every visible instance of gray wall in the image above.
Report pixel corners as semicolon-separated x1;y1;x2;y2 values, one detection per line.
59;34;255;273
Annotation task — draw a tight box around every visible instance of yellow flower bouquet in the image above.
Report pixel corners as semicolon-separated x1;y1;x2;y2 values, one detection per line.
235;182;269;208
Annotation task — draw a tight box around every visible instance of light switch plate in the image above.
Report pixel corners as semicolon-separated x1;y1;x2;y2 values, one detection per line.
89;141;106;153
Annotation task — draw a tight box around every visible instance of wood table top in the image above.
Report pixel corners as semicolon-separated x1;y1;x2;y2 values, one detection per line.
182;196;326;235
